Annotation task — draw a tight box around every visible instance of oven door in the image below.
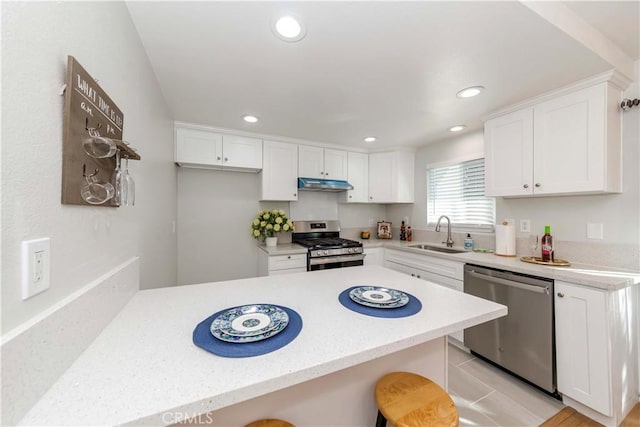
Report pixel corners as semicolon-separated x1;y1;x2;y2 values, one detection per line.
308;254;365;271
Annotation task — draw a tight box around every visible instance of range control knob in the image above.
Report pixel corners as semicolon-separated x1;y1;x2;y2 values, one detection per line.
324;250;329;255
316;251;323;256
348;248;353;253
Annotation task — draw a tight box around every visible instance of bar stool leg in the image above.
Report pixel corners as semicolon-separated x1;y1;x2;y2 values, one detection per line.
375;410;387;427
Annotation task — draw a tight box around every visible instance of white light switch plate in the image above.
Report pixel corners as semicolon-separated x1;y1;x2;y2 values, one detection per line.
21;238;51;300
520;219;531;233
587;223;604;240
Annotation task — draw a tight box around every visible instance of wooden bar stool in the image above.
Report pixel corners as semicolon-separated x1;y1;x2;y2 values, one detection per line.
244;419;294;427
375;371;458;427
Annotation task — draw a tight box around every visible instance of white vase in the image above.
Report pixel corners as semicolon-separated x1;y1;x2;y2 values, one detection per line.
265;236;278;247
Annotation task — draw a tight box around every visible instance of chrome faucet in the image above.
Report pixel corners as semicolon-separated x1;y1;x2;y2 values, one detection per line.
435;215;454;247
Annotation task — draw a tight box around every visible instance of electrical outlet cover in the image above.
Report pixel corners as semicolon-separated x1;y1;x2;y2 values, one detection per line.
21;238;51;300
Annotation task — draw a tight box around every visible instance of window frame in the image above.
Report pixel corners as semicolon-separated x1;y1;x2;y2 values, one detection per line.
426;155;495;233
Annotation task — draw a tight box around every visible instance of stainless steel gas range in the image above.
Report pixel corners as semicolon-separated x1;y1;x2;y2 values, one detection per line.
292;220;364;271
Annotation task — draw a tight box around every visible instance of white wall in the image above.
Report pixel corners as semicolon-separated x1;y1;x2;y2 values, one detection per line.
176;168;268;285
1;1;177;334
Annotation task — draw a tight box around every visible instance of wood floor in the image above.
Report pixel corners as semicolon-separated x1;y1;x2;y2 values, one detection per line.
540;404;640;427
540;407;603;427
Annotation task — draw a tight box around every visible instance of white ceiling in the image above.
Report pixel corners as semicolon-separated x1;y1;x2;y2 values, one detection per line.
126;1;638;149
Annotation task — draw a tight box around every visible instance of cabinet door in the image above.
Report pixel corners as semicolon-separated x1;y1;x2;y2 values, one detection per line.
261;140;298;201
345;152;369;203
484;108;533;196
368;152;394;203
533;84;606;195
222;135;262;169
175;128;223;166
324;149;348;181
363;247;382;266
298;145;324;179
555;281;611;416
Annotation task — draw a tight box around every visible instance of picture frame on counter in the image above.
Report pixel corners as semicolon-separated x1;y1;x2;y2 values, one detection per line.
377;221;392;239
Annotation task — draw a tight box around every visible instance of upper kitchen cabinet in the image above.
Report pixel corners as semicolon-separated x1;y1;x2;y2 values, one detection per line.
260;140;298;201
368;151;415;203
298;146;348;181
485;73;626;198
340;151;369;203
175;125;263;172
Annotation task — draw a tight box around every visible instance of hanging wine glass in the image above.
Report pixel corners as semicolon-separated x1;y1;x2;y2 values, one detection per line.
123;157;135;206
111;151;127;206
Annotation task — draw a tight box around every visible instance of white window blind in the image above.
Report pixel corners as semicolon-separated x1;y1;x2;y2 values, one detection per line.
427;158;495;231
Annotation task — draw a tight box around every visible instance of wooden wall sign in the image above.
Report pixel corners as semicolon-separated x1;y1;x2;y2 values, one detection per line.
61;55;132;206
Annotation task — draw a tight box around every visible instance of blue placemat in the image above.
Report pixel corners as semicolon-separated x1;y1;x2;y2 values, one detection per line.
193;304;302;358
339;286;422;318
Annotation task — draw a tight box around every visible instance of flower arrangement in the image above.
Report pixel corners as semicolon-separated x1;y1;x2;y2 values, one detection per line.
251;209;294;241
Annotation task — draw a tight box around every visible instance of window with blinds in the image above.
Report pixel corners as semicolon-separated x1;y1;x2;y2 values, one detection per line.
427;158;495;231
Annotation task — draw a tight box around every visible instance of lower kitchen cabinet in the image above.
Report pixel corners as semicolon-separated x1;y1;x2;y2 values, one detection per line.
363;247;383;266
257;251;306;276
555;281;637;425
384;249;464;342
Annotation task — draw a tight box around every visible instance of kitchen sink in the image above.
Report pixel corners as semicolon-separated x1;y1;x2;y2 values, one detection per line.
408;244;466;254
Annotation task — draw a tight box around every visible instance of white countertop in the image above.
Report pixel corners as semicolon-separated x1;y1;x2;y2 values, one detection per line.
382;241;640;290
19;266;506;426
260;240;640;290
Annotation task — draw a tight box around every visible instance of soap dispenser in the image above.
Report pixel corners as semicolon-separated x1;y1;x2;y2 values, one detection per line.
464;233;474;251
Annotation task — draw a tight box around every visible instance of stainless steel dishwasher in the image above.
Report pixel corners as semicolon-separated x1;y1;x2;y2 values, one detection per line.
463;264;556;395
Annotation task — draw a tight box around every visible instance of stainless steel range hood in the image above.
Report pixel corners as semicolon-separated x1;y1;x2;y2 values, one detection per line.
297;177;354;192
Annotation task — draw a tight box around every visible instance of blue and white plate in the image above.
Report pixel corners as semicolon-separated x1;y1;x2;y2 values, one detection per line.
210;304;289;342
349;286;410;309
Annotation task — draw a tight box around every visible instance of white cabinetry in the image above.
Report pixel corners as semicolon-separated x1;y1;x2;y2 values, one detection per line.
368;151;414;203
555;281;637;425
260;140;298;201
298;146;347;181
363;247;383;266
340;152;369;203
175;126;262;171
384;249;464;342
484;79;622;197
257;251;306;276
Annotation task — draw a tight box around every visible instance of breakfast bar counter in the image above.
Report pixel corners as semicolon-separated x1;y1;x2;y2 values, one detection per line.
19;266;506;426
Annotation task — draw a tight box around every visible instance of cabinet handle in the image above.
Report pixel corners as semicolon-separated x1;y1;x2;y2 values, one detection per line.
557;292;564;298
293;193;297;197
535;183;541;188
417;275;421;279
523;184;529;189
287;255;291;259
325;173;328;176
320;172;324;175
224;157;228;162
369;196;373;200
411;273;415;277
217;156;221;161
349;195;352;199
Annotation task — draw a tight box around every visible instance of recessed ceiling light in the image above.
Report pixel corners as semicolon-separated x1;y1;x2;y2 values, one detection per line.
242;115;259;123
449;125;466;132
363;136;377;143
271;13;306;42
456;86;485;98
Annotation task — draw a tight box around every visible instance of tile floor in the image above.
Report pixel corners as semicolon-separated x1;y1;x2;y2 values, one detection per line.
448;343;565;427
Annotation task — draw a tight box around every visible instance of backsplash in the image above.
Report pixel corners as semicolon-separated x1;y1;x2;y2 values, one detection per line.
342;227;639;271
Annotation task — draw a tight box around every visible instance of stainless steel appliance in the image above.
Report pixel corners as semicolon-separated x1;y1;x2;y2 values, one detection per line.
463;264;557;395
292;220;364;271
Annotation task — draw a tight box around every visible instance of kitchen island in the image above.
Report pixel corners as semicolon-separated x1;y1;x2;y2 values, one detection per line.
19;265;506;426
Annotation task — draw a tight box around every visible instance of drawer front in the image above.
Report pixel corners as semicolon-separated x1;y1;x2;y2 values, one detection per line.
268;254;307;271
385;249;464;280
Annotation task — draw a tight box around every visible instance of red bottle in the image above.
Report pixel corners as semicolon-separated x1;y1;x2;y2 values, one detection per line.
541;225;554;262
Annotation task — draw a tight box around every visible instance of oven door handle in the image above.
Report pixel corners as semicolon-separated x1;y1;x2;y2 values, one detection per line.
467;270;549;295
309;254;366;265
